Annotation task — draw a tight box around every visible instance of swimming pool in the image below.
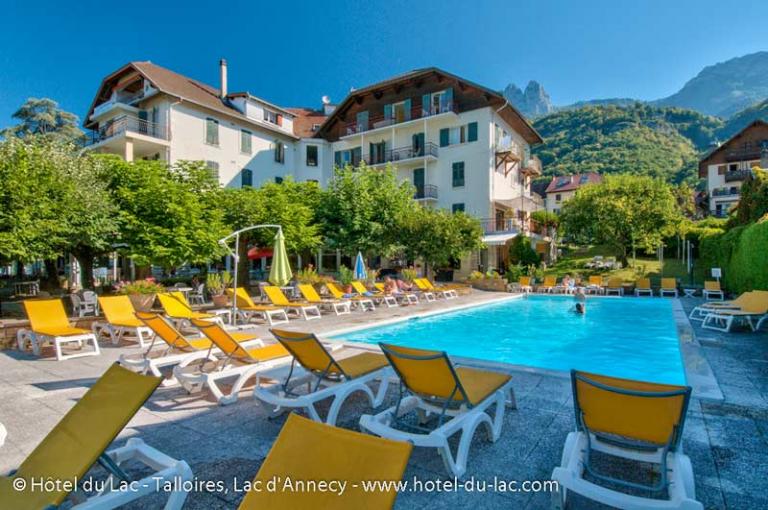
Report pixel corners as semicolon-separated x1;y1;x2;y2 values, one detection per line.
332;295;686;385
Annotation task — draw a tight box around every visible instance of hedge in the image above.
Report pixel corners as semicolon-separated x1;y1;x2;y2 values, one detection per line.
699;219;768;293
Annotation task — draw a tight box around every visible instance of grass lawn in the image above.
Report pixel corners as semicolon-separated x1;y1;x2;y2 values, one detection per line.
542;245;709;286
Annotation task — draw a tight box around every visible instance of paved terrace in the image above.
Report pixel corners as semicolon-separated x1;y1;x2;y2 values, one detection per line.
0;293;766;509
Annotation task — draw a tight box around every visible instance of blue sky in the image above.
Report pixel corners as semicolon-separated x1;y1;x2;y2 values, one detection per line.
1;0;767;128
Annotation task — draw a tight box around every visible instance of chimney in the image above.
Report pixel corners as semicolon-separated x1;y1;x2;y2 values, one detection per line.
321;95;335;115
219;59;228;98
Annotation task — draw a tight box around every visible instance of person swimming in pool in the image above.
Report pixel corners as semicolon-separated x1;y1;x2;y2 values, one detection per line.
574;287;586;314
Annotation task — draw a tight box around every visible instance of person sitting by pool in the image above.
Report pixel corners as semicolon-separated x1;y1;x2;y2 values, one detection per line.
384;276;399;294
397;277;414;292
574;287;587;314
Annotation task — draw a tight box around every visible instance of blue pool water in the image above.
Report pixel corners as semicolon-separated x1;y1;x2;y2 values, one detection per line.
332;295;686;385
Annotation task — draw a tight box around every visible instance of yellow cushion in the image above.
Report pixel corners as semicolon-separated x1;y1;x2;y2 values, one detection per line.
35;326;92;337
335;352;389;378
455;367;512;406
24;299;71;333
238;414;411;510
244;343;290;362
98;295;140;327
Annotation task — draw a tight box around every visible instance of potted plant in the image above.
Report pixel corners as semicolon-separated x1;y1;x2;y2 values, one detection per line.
337;265;354;294
116;279;165;311
206;271;232;307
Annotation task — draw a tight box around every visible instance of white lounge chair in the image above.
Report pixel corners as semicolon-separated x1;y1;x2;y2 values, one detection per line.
360;343;515;478
604;278;624;296
688;291;760;321
551;370;701;510
326;282;376;311
702;280;724;300
18;298;101;361
93;295;154;347
254;329;391;425
701;292;768;333
263;286;322;321
660;278;678;298
634;278;653;297
298;283;352;315
226;287;290;326
353;280;398;307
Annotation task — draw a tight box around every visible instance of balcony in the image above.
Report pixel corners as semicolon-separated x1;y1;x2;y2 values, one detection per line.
711;187;740;197
366;143;439;167
343;102;458;138
724;169;753;182
414;184;438;201
90;86;157;121
480;217;542;237
522;155;542;175
85;115;169;147
725;147;765;162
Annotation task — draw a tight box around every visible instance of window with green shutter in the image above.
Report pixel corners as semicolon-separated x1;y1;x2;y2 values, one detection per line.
240;129;252;153
241;168;253;187
440;128;449;147
468;122;478;142
205;118;219;146
452;162;465;187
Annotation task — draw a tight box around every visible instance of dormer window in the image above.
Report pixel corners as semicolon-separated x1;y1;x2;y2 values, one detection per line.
264;109;283;126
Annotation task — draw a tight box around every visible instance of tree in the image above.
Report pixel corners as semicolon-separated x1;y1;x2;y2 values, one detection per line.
105;157;227;270
560;174;682;265
733;167;768;226
400;207;484;274
531;210;560;262
1;98;83;142
508;235;540;266
318;164;416;256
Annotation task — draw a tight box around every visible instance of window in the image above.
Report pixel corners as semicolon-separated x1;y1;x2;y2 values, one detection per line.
264;109;283;125
717;165;726;175
449;126;466;145
241;168;253;187
369;141;386;164
274;141;285;163
240;129;252;154
392;100;411;123
553;208;560;215
334;147;361;167
439;122;477;147
205;161;219;180
423;88;454;116
275;176;284;184
452;203;465;213
452;162;465;187
555;194;562;202
306;145;318;166
205;118;219;146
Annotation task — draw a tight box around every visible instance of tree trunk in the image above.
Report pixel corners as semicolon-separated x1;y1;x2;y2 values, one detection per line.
236;237;250;289
42;259;60;290
74;250;96;290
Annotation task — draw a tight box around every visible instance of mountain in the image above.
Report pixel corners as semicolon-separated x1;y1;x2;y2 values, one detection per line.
718;98;768;140
566;98;639;109
503;81;553;117
532;104;724;183
655;52;768;117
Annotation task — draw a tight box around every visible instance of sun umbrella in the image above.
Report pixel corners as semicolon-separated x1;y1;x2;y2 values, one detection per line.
354;251;367;281
269;229;292;287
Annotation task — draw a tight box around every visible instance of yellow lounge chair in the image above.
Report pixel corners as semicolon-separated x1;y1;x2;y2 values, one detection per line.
416;278;459;299
701;291;768;333
689;291;760;320
237;413;411;510
263;286;322;320
298;283;352;315
172;318;291;405
551;370;700;510
0;363;192;509
157;291;228;328
604;277;624;296
93;295;153;347
353;280;398;307
702;280;724;300
518;276;533;293
227;287;290;325
360;344;515;477
538;275;557;293
586;275;604;295
326;282;376;311
118;311;262;386
375;282;419;305
18;298;100;361
254;329;391;425
660;278;678;298
634;278;653;297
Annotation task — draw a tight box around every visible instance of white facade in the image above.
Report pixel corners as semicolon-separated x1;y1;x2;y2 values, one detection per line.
704;161;755;217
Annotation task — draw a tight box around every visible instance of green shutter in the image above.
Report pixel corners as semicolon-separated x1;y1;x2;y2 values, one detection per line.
440;128;449;147
404;99;412;121
468;122;478;142
443;88;454;112
384;104;392;120
334;151;342;168
422;94;431;115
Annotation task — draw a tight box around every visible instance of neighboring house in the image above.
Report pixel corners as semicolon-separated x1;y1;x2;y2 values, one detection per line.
84;62;545;277
544;173;602;214
699;120;768;217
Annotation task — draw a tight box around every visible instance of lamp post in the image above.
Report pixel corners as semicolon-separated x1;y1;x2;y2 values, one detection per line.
218;224;282;325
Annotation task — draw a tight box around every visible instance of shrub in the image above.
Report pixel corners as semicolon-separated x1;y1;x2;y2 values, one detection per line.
509;235;540;266
337;265;354;285
116;279;165;295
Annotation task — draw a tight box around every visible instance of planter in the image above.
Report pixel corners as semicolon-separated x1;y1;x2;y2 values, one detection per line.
469;278;508;292
128;293;156;312
212;294;229;307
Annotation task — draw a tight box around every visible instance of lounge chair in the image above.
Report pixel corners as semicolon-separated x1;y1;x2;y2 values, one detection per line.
702;280;724;300
226;287;290;325
689;291;764;320
298;283;352;315
538;275;557;293
517;276;533;293
551;370;701;510
174;319;292;405
326;282;376;311
353;280;398;307
93;295;154;347
360;344;515;478
701;291;768;333
263;286;322;320
414;278;456;299
634;278;653;297
418;278;460;299
585;275;604;295
237;413;411;509
375;282;419;305
17;298;100;361
0;363;192;509
604;277;624;296
157;291;229;328
118;311;262;386
254;329;391;425
660;278;678;298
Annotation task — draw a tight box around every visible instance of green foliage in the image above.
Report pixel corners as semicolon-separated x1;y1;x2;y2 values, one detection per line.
205;271;232;296
532;104;723;183
719;99;768;139
505;264;524;283
116;279;165;295
337;265;354;285
531;210;559;228
399;208;484;271
295;267;321;285
1;98;83;142
699;221;768;293
401;268;417;283
733;167;768;226
319;164;416;255
561;175;683;263
508;235;540;266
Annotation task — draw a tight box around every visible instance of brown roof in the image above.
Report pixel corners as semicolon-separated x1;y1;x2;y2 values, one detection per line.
545;172;602;193
286;107;328;138
698;120;768;177
85;61;297;139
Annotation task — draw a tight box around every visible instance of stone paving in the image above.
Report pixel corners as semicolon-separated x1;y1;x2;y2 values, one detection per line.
0;294;766;509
